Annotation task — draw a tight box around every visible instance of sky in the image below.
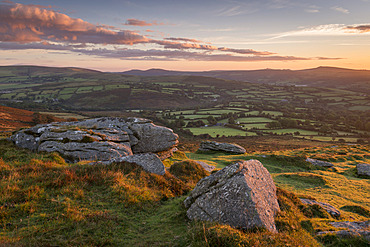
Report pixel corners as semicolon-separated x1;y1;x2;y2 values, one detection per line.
0;0;369;71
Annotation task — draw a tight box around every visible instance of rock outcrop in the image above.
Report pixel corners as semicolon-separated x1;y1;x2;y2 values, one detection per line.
184;160;280;233
300;199;341;217
194;161;216;173
9;117;178;174
357;163;370;177
318;220;370;241
198;141;246;154
305;158;334;168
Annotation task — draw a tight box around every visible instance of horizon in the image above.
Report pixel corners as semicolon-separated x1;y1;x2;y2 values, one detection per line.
1;1;370;71
1;64;369;73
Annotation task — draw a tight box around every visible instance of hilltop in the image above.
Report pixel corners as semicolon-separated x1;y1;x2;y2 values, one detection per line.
122;66;370;92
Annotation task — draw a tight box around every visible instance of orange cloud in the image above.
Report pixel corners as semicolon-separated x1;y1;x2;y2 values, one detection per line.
0;2;340;63
0;2;149;44
345;25;370;33
124;18;164;26
164;37;204;43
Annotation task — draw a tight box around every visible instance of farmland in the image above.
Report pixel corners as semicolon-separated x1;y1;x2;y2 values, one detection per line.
0;65;369;144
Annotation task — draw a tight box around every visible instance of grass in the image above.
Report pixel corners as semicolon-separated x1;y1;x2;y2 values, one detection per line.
182;114;221;120
0;138;340;246
242;123;269;129
0;139;192;246
268;129;318;135
237;117;273;123
274;173;328;189
185;126;247;137
0;130;369;245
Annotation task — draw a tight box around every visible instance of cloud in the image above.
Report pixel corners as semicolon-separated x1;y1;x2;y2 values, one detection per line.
345;24;370;33
0;2;149;44
217;6;243;17
164;37;204;43
305;9;319;13
76;48;313;62
0;2;339;63
0;42;340;62
271;23;370;38
124;18;164;26
331;6;350;14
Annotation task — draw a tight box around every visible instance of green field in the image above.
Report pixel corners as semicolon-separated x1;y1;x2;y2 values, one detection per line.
237;117;273;123
267;129;318;135
186;126;250;137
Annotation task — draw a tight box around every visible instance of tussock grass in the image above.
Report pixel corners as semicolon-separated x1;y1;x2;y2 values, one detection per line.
169;160;210;187
340;205;370;218
0;139;369;246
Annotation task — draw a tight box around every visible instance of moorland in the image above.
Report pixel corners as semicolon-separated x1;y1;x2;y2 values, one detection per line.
0;65;369;246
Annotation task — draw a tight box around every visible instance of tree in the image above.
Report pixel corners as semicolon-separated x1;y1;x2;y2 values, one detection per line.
206;116;217;125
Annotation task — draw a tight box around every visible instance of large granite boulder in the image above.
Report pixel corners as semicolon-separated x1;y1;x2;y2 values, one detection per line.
9;117;178;165
184;160;280;233
305;158;334;168
300;198;341;217
357;163;370;177
198;141;246;154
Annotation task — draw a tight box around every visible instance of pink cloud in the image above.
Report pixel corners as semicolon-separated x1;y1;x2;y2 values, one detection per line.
164;37;204;43
0;2;340;63
0;2;149;44
124;18;164;26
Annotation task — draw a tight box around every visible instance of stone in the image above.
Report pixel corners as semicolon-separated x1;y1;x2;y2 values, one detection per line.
198;141;246;154
113;153;165;175
9;117;178;164
184;160;280;233
38;141;132;162
9;131;38;151
300;199;341;217
156;148;177;161
305;158;334;167
357;163;370;177
128;122;179;153
330;220;370;231
194;161;216;173
318;221;370;241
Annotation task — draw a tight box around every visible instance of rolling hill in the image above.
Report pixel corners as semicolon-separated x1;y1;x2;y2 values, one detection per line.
123;66;370;92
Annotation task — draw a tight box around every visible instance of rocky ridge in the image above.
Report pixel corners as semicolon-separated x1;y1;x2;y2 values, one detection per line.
9;117;178;175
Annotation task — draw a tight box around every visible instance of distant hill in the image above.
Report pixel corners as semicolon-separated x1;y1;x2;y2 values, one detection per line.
1;65;369;111
123;66;370;92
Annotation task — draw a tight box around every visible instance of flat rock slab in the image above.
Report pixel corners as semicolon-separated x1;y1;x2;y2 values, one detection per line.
9;117;178;163
300;199;341;217
198;141;246;154
318;220;370;241
357;163;370;177
194;161;216;173
330;220;370;230
184;160;280;233
306;158;334;167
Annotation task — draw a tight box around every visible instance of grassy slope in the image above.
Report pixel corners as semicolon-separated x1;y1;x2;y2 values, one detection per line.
1;138;369;246
0;106;65;134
